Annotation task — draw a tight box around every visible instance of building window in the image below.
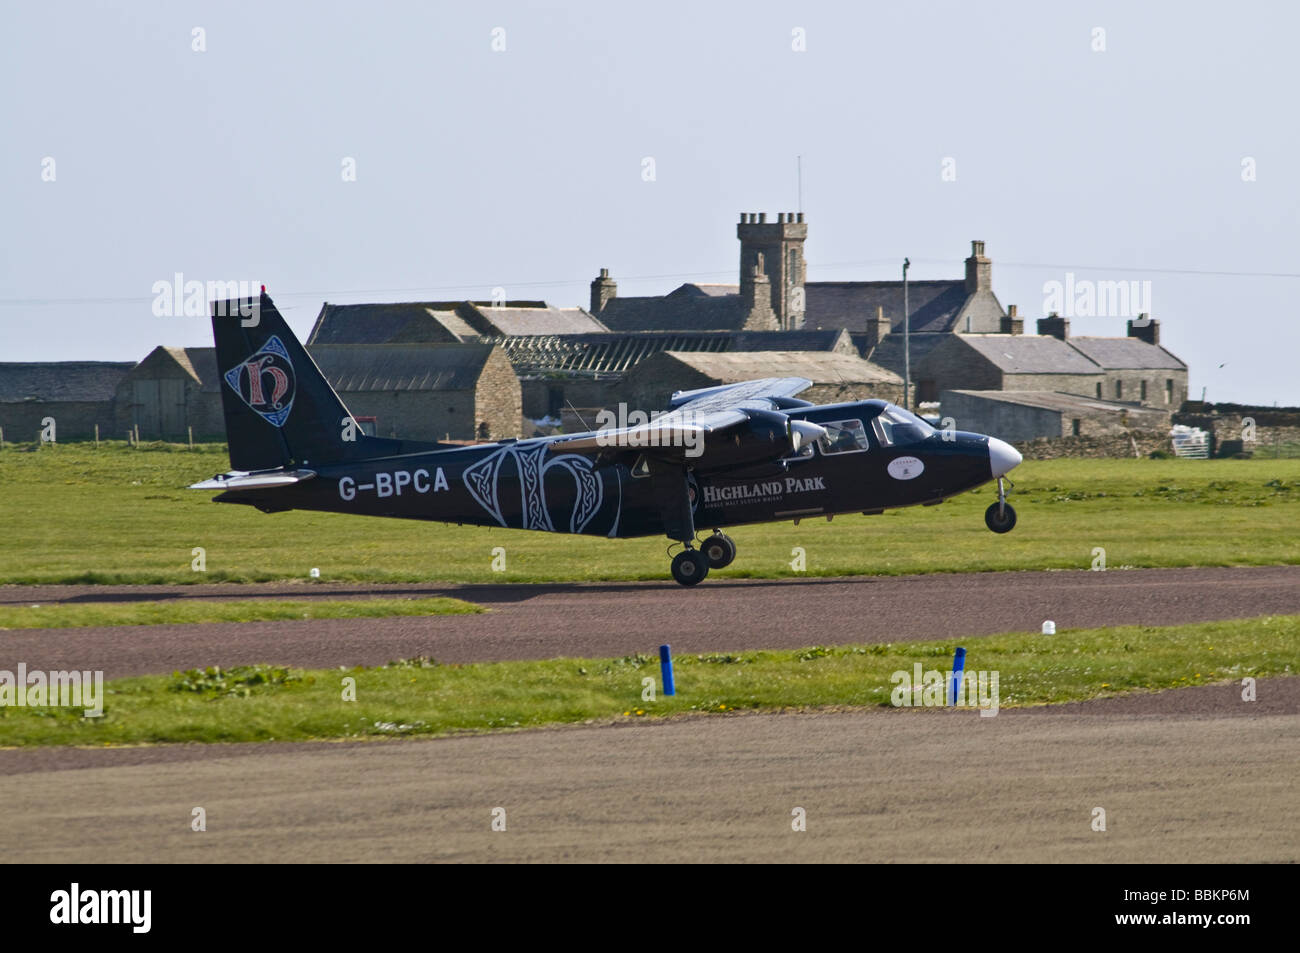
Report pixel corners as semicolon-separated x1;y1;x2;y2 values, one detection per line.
1166;379;1174;404
1095;382;1102;399
1140;379;1148;401
1115;380;1123;399
1072;418;1081;436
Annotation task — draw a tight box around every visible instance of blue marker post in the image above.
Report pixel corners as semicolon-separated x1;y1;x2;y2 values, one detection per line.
659;644;676;697
949;647;967;707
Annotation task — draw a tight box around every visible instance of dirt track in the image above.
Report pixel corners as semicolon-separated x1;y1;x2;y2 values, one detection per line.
1;679;1294;863
1;565;1297;678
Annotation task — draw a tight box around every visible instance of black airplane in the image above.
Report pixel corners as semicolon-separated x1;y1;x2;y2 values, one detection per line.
192;292;1023;586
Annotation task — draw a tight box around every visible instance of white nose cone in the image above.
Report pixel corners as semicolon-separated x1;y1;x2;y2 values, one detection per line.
989;437;1023;477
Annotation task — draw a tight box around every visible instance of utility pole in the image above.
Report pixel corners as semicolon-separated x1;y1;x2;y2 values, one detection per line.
902;257;911;410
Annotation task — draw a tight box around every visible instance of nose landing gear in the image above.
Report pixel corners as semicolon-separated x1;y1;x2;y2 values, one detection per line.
984;476;1017;533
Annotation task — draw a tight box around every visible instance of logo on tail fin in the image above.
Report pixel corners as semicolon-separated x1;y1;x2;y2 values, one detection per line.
224;335;296;427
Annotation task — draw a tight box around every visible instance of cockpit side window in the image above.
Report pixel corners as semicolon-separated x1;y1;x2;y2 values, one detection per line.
818;419;870;455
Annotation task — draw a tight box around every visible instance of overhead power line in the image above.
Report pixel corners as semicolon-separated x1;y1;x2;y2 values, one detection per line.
0;259;1295;308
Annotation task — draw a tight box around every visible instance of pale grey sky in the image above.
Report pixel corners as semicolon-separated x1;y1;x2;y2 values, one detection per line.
2;0;1297;404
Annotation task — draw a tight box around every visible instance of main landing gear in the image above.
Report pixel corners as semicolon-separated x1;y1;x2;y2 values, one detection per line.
984;476;1017;533
670;532;737;586
670;547;710;586
701;532;736;569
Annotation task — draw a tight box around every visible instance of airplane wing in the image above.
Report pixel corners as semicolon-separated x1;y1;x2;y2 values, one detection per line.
548;377;825;469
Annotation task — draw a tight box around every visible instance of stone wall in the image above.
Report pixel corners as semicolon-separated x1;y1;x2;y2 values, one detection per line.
1001;372;1107;397
1099;369;1187;408
1174;410;1300;457
473;346;524;440
1015;429;1174;460
0;400;116;442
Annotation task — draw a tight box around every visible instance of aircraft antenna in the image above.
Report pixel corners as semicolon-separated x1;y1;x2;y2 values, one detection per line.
565;400;592;432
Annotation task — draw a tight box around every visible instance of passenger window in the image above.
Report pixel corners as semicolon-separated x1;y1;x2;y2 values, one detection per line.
819;419;869;454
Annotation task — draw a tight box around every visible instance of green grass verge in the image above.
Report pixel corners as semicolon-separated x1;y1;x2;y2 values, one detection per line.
1;615;1294;747
0;597;482;630
1;442;1298;584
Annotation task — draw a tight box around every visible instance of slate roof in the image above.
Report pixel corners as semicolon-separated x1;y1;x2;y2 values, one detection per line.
597;293;753;332
677;283;740;297
860;332;948;379
309;303;464;345
462;304;606;336
0;362;135;402
1066;337;1187;370
659;350;902;385
495;329;852;375
309;344;494;392
958;335;1103;375
309;300;606;344
805;280;970;334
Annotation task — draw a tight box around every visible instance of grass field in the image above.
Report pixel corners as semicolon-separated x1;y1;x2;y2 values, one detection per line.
0;597;481;630
0;615;1294;747
1;441;1298;585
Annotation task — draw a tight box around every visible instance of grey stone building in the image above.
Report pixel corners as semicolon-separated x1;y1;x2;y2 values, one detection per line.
111;343;521;443
311;344;521;441
1051;319;1188;408
589;216;1013;381
620;350;905;414
940;389;1172;443
115;347;224;440
915;333;1106;399
0;361;133;441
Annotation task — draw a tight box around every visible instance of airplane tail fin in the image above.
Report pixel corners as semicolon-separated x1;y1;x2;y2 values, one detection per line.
211;291;437;471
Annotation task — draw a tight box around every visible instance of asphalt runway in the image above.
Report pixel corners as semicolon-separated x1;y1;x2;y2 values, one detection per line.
1;566;1297;678
1;679;1295;863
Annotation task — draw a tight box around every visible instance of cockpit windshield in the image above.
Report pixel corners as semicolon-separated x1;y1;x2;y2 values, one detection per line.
871;405;936;447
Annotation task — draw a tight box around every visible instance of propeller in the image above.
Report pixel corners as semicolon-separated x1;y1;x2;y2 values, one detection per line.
788;419;828;452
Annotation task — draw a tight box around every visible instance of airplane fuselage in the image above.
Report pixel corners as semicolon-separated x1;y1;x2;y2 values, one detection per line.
216;400;1002;538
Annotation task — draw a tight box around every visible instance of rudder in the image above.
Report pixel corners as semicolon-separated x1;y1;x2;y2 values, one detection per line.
211;291;436;470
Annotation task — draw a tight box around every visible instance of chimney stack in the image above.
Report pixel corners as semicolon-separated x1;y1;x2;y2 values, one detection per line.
867;305;891;347
964;239;991;294
590;267;617;313
1000;303;1024;335
1037;312;1070;340
1127;315;1160;345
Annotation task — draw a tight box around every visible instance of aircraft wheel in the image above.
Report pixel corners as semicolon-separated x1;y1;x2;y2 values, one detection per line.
670;549;710;586
984;501;1017;534
701;534;736;569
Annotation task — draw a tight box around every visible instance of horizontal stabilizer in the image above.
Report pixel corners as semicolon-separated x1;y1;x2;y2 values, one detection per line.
189;469;317;491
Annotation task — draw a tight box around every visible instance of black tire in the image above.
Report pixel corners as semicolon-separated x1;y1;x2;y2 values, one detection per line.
985;501;1017;534
701;534;736;569
670;549;710;586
